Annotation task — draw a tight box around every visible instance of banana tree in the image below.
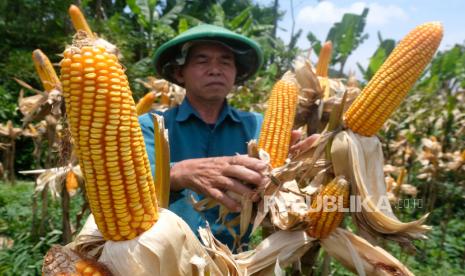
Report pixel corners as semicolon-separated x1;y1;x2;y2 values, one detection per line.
126;0;186;53
307;8;369;76
357;31;395;82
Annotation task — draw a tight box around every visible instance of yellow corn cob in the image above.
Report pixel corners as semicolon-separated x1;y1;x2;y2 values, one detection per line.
74;259;111;276
316;41;332;77
65;170;79;195
32;49;61;92
135;91;157;115
60;33;158;241
42;245;112;276
344;22;443;136
307;177;349;239
258;74;298;168
69;5;95;38
152;113;170;208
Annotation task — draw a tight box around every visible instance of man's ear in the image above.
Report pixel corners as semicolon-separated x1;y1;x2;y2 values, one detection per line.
173;67;184;84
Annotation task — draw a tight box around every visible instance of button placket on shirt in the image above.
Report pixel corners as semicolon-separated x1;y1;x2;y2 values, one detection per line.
206;123;216;157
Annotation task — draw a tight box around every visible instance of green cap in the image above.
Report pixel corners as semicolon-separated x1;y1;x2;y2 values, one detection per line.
153;24;263;85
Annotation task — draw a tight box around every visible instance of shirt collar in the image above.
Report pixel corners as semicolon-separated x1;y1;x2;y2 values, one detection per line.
175;98;199;122
175;98;241;124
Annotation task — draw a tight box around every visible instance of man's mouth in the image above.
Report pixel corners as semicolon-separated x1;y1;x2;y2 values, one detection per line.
206;81;225;87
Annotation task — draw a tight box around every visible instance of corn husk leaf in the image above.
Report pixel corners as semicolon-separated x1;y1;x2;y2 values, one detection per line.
70;209;223;276
15;78;63;126
294;59;321;94
191;196;219;212
136;77;186;110
0;121;22;138
331;130;430;244
321;228;414;276
234;230;316;275
318;77;347;99
19;165;83;199
267;181;310;231
200;227;316;276
251;131;332;233
240;196;253;239
152;113;170;208
199;226;241;275
18;93;46;116
293;59;322;129
14;78;46;96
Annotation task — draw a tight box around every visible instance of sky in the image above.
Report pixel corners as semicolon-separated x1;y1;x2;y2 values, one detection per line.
256;0;465;76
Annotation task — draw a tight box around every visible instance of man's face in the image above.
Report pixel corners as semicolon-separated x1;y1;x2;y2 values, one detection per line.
175;43;237;103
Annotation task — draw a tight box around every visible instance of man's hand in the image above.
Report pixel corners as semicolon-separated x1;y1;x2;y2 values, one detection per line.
170;155;268;212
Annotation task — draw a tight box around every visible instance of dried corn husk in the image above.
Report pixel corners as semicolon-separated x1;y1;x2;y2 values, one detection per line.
69;209;222;276
266;180;311;231
15;80;63;126
321;228;414;276
19;165;83;199
234;230;315;275
152;113;171;208
293;59;322;130
136;77;186;111
202;223;416;276
200;227;316;276
331;130;430;244
198;226;241;275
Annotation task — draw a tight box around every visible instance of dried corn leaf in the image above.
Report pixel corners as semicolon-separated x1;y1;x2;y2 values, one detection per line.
234;230;315;275
190;196;218;212
0;121;22;138
198;226;241;276
321;228;414;276
331;130;430;244
240;197;253;239
18;93;46;116
152;113;170;208
267;186;310;231
294;59;321;93
72;209;222;276
14;78;45;96
293;59;323;129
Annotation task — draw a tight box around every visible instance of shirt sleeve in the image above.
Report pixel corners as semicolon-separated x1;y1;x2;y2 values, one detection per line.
251;112;264;139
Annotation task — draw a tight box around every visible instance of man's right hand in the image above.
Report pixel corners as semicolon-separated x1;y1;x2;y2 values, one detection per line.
170;155;268;212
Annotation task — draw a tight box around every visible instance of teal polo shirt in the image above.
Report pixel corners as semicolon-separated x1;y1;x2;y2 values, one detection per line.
139;98;263;248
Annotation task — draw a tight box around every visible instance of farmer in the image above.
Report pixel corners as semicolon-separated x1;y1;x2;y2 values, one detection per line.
139;24;314;248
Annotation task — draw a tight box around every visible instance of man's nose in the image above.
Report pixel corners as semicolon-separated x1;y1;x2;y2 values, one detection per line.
208;61;222;75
